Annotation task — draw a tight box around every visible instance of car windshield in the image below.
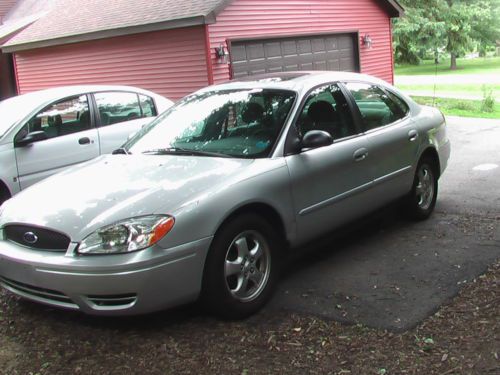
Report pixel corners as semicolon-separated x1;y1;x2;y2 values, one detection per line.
125;89;296;158
0;93;51;138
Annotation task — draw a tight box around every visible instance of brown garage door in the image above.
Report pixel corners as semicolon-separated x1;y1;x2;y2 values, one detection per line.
230;33;359;79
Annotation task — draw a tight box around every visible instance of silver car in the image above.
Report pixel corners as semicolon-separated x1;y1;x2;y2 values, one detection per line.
0;85;172;204
0;72;450;318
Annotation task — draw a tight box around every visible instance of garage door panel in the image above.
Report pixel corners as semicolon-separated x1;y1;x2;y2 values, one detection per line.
312;38;326;52
282;41;298;56
247;44;265;60
230;44;248;62
231;33;358;78
327;59;341;71
313;61;327;70
298;40;312;55
340;58;355;71
339;36;353;49
325;37;338;51
265;42;282;58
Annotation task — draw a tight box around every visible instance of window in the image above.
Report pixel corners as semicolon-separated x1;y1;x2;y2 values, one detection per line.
16;95;91;141
386;90;410;117
139;94;157;117
344;82;407;131
296;84;356;140
95;92;143;126
126;89;296;158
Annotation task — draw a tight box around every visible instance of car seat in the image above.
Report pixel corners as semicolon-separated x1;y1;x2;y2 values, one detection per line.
307;100;339;137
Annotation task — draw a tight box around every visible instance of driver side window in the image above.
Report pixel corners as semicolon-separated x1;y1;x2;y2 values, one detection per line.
296;84;356;140
16;95;91;142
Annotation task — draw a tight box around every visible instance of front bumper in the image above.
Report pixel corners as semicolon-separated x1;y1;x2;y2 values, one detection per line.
0;237;212;315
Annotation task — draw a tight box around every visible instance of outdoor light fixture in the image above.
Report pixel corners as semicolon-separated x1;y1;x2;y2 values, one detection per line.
215;43;229;63
362;34;373;49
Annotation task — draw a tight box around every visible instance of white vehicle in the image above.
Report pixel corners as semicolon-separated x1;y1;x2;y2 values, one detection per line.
0;85;172;203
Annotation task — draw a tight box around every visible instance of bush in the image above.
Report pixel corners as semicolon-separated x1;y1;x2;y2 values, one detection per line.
481;85;495;113
455;100;475;111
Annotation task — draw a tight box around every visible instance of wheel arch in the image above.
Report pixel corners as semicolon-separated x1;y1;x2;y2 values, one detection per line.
0;179;12;203
216;202;289;248
419;147;441;177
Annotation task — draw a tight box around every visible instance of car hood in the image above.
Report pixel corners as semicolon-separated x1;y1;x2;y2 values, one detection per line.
0;155;254;240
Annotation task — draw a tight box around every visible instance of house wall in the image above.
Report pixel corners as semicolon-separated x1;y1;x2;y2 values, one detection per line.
13;26;210;100
208;0;394;84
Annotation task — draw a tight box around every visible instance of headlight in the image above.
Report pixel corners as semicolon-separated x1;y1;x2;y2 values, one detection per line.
77;215;175;255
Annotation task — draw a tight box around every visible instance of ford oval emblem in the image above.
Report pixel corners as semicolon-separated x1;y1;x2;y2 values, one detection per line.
23;232;38;244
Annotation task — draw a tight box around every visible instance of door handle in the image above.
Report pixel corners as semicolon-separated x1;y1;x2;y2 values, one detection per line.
78;137;91;145
353;148;369;162
408;129;419;142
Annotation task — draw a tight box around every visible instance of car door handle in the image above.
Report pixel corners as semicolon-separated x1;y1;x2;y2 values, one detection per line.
353;148;369;162
408;129;419;142
78;137;91;145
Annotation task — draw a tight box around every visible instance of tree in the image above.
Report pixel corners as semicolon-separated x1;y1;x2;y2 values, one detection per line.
393;0;500;69
393;0;445;65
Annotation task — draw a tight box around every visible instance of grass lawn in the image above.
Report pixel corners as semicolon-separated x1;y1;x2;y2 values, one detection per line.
395;56;500;76
411;96;499;119
397;83;500;99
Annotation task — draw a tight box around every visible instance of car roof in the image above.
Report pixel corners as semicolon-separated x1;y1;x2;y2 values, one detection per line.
12;85;163;103
197;71;392;95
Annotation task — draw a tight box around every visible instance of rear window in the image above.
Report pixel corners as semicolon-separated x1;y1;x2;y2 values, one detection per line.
344;82;407;131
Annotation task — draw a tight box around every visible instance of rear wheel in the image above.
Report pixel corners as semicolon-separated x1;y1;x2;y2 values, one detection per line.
201;213;281;319
405;158;438;220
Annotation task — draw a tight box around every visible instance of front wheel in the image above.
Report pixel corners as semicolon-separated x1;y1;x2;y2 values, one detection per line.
201;213;281;319
405;158;438;220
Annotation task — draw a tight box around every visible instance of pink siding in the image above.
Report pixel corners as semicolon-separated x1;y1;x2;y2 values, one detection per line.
14;26;210;100
209;0;394;84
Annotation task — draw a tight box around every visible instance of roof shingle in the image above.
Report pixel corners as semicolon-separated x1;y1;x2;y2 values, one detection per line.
3;0;228;50
2;0;403;52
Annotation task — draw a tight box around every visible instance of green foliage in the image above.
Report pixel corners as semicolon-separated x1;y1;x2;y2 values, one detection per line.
411;96;500;119
393;0;500;68
481;85;495;112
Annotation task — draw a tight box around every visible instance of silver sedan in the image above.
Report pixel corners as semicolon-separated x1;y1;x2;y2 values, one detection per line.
0;72;450;318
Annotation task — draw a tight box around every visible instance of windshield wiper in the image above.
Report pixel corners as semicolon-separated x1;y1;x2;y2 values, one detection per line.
141;147;232;158
112;147;130;155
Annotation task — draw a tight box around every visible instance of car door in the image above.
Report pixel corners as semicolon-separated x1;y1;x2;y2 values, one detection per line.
14;94;99;190
343;82;419;203
285;83;375;243
93;92;158;154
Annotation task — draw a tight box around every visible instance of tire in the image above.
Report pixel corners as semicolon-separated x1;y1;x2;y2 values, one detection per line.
405;157;438;220
201;213;282;319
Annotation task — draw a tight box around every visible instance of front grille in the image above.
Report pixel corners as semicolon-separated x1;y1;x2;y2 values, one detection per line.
3;224;70;251
86;294;137;308
0;276;78;309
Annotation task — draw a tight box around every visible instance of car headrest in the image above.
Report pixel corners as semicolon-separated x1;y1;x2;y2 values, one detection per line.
242;102;265;124
307;101;337;123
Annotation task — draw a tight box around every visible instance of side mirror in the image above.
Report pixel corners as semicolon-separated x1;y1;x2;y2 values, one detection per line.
301;130;333;150
15;131;47;147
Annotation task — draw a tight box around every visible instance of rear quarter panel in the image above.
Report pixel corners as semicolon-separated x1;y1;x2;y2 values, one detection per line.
412;105;450;176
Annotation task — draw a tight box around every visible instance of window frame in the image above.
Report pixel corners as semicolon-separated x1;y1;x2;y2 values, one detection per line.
14;93;94;144
340;80;411;134
91;91;157;128
284;81;364;155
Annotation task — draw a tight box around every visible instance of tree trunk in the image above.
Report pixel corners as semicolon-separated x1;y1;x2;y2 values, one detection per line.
450;53;457;70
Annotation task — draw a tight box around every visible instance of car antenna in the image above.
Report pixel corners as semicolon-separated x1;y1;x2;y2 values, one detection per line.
432;50;439;107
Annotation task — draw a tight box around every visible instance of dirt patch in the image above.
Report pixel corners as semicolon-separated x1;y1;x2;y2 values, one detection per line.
0;333;22;373
0;260;498;375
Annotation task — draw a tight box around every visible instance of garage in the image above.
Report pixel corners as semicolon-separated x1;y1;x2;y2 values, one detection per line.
1;0;403;100
230;33;359;79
